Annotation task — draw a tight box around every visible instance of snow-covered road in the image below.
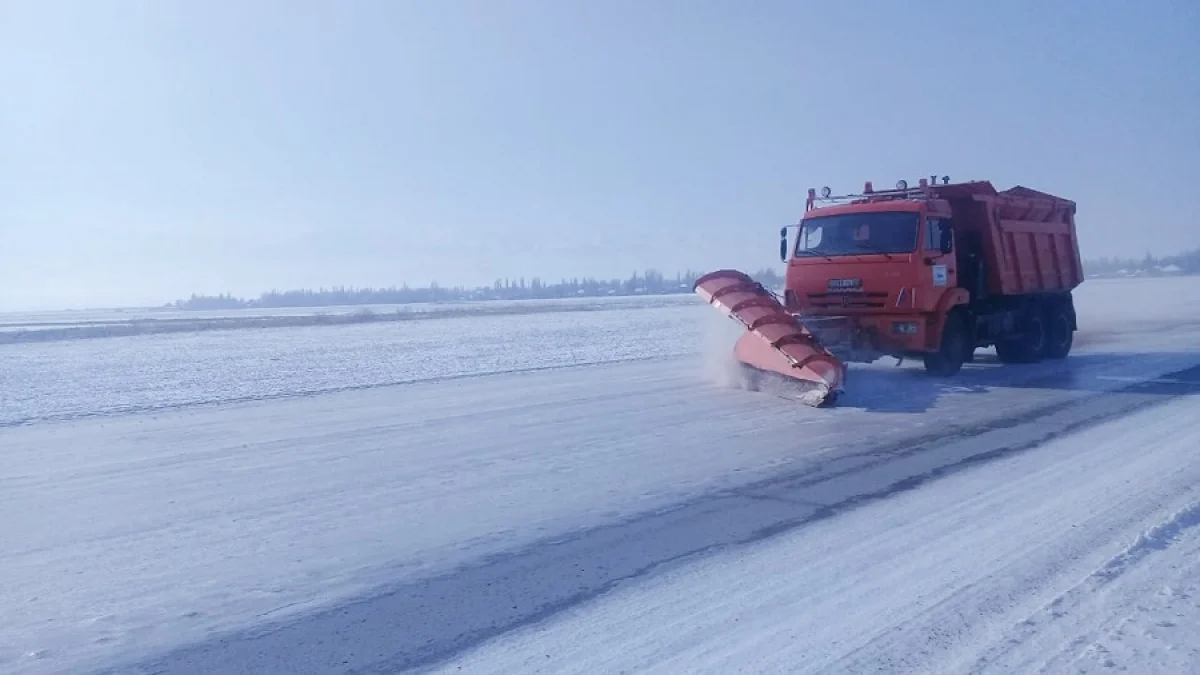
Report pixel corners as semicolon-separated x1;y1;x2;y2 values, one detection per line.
3;277;1200;674
437;385;1200;675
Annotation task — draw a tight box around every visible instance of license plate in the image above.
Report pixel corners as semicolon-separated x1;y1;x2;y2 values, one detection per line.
827;278;862;292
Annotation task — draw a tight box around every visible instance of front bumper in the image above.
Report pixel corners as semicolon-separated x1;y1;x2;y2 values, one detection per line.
799;313;932;363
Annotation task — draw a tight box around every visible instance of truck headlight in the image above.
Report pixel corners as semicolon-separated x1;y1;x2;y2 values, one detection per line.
892;322;919;335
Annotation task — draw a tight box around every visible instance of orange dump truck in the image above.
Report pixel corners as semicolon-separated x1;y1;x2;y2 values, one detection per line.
695;177;1084;406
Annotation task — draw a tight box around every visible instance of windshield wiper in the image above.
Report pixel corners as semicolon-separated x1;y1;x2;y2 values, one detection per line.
795;250;835;262
854;242;894;260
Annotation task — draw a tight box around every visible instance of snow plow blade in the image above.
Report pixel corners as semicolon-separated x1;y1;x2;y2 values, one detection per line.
694;270;846;407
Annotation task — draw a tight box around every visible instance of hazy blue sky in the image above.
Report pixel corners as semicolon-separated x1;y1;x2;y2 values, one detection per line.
3;0;1198;310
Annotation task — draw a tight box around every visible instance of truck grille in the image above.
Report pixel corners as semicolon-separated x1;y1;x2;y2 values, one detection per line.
806;291;888;309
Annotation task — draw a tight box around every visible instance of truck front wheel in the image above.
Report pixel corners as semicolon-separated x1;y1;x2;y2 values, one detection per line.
924;312;968;377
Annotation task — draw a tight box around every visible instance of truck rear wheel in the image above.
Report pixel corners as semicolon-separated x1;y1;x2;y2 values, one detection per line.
995;307;1048;364
1044;304;1073;359
924;311;968;377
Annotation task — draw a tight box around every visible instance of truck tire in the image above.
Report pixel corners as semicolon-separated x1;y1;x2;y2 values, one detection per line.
995;305;1048;364
924;311;968;376
1044;304;1073;359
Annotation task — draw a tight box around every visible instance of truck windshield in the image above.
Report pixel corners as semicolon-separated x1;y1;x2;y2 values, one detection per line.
795;212;919;257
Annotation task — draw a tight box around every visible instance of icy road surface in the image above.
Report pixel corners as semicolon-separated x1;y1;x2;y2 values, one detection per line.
2;276;1200;674
436;391;1200;675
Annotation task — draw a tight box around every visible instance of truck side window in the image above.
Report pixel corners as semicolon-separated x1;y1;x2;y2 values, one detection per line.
925;218;944;251
801;225;823;250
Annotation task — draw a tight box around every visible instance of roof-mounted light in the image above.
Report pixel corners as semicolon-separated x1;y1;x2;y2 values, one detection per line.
819;186;832;198
896;179;908;190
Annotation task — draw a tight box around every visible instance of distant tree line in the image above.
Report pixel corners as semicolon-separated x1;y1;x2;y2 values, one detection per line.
1083;247;1200;277
170;268;787;310
170;250;1200;312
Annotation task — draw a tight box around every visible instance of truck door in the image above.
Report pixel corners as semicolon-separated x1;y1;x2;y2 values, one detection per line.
924;216;957;292
956;230;986;300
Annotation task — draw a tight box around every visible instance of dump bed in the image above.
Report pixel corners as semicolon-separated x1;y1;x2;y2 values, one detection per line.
940;183;1083;297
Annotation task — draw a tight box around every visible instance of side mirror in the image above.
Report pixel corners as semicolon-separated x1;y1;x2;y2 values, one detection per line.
939;227;954;254
779;228;789;262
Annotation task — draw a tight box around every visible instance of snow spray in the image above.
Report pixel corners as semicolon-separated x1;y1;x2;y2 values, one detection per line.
700;309;757;391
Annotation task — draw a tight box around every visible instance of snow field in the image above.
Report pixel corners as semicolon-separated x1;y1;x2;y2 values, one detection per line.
0;302;704;426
